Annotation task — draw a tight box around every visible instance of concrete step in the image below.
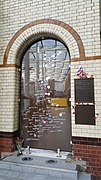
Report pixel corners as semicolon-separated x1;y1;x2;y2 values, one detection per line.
79;172;91;180
0;171;91;180
0;170;91;180
0;155;91;180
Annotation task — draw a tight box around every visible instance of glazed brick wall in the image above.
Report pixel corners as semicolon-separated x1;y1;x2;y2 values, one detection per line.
0;67;20;132
0;0;101;64
71;59;101;138
0;0;100;136
0;0;100;171
72;137;101;180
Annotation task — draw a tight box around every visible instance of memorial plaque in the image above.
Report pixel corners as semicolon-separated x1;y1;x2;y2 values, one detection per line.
75;78;94;103
75;105;95;125
21;103;71;151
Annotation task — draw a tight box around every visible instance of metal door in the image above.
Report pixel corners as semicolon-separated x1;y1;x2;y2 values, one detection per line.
20;39;71;151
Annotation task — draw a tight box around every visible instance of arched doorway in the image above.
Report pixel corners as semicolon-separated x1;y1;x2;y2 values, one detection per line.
20;38;71;152
2;19;85;153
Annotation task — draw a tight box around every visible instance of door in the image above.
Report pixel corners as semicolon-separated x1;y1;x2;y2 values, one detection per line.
20;39;71;151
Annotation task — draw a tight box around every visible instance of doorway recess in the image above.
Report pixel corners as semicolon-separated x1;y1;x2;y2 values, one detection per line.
20;39;71;152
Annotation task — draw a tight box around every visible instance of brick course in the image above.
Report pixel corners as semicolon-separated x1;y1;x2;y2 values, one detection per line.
0;131;19;152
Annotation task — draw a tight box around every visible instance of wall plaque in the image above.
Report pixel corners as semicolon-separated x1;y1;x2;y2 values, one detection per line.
75;78;94;103
75;105;95;125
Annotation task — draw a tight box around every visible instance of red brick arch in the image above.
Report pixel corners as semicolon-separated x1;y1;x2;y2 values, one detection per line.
3;18;85;65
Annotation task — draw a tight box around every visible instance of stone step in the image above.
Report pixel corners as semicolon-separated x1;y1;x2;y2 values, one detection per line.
0;161;77;180
0;155;91;180
0;170;91;180
0;172;91;180
79;172;91;180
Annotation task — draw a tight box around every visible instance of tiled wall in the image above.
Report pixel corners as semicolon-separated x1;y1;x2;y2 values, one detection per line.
0;0;101;166
0;0;101;178
0;67;20;132
71;59;101;138
0;0;100;63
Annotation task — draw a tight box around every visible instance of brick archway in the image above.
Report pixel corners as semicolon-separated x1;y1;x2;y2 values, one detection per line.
0;18;86;152
3;19;85;66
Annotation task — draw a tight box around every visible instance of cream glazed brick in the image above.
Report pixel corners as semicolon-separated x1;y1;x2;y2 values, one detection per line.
0;0;101;64
7;23;79;65
0;67;19;132
71;59;101;138
0;0;100;138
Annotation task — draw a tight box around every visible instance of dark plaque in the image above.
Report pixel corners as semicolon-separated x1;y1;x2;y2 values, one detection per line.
75;78;94;103
75;105;95;125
